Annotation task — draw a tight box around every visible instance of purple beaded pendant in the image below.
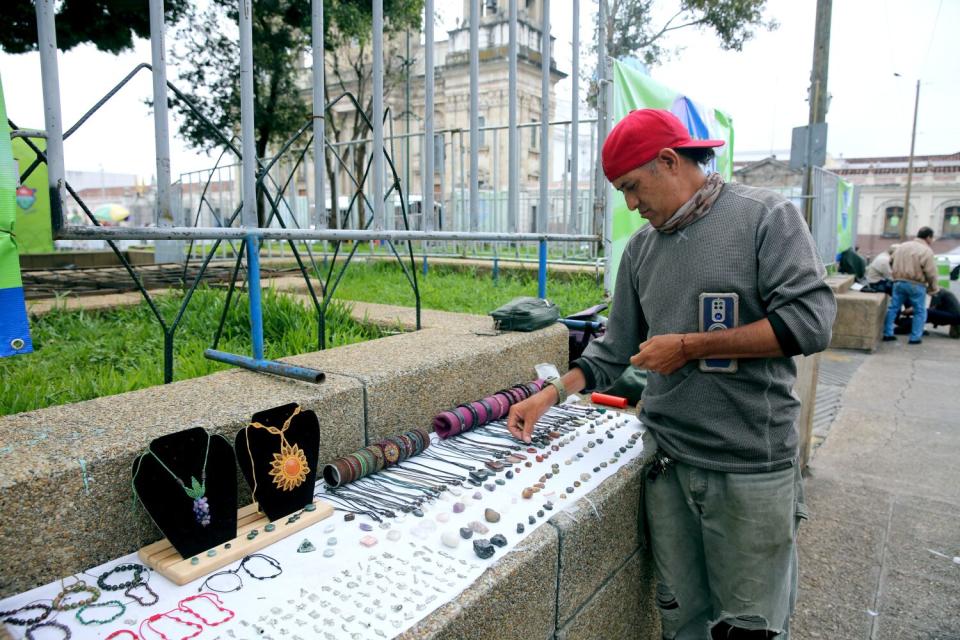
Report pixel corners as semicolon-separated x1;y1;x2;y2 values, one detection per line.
184;476;211;527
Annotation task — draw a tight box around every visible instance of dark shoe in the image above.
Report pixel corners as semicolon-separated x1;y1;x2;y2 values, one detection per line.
882;335;897;342
923;330;930;336
908;339;922;345
950;325;960;339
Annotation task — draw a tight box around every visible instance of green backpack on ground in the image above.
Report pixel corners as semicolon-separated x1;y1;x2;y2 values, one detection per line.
489;297;559;331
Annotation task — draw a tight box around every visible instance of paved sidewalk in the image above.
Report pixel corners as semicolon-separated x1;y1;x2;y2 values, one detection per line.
793;327;960;639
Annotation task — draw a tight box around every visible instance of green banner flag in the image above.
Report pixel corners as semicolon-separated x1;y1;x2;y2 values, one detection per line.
12;136;53;254
0;73;35;357
608;60;735;284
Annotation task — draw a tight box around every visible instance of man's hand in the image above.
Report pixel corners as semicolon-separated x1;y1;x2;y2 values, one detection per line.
630;334;688;375
507;389;555;444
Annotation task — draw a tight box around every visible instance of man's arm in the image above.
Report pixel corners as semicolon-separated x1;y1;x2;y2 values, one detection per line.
922;251;940;293
630;318;782;375
507;368;587;443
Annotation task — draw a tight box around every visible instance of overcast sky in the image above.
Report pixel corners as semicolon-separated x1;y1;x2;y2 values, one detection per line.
1;0;956;182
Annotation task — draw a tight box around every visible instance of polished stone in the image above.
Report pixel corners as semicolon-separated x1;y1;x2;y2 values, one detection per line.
484;508;501;523
344;513;355;522
297;539;316;553
441;531;460;549
473;491;483;500
505;471;514;479
490;534;507;548
459;526;474;539
516;523;525;534
529;515;537;525
473;539;495;560
326;537;337;546
537;510;545;518
522;488;534;499
468;520;490;535
359;523;374;532
436;512;451;523
495;479;506;486
484;483;496;492
453;501;466;513
386;530;402;542
323;548;335;558
359;535;378;547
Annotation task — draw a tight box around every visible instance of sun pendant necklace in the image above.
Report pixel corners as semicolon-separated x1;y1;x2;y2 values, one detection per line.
148;431;212;527
248;406;310;493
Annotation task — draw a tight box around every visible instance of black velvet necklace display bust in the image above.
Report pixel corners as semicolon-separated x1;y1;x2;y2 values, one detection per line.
132;427;238;558
235;403;319;522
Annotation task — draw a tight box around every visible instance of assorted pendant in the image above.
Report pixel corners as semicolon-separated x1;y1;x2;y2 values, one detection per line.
269;441;310;491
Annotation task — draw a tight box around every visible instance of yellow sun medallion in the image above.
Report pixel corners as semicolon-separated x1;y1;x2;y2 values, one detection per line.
269;441;310;491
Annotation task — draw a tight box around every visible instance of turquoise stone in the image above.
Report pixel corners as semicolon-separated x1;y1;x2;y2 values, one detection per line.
207;549;217;557
247;530;258;540
190;557;199;565
265;523;276;532
305;503;317;512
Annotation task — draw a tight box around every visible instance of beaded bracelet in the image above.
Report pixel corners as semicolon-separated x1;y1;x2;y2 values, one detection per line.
77;600;126;625
97;563;146;591
105;631;139;640
51;580;101;611
0;603;52;626
25;620;70;640
125;581;159;607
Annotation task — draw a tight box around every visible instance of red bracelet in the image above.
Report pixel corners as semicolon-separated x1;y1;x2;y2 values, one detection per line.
139;610;204;640
177;592;235;626
106;631;138;640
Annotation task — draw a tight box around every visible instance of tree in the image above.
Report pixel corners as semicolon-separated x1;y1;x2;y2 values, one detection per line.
588;0;776;103
167;0;422;228
2;0;188;54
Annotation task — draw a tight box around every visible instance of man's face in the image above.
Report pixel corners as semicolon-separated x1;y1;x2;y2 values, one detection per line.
611;156;677;228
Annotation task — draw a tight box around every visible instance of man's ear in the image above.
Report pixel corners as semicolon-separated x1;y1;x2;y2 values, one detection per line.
658;148;681;173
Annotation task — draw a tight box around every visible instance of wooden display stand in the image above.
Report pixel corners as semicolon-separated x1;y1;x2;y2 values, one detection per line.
138;499;333;585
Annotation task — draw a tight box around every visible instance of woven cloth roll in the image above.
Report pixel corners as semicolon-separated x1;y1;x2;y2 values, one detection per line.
433;379;544;439
322;428;431;487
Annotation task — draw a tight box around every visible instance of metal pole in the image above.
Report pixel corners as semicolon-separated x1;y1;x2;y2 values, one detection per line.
900;79;920;240
508;0;518;235
149;0;172;229
312;0;327;227
602;58;614;294
33;0;66;233
803;0;832;230
539;0;550;234
562;123;569;259
469;0;480;232
238;0;257;229
571;0;580;236
372;0;385;229
423;0;435;232
405;29;411;222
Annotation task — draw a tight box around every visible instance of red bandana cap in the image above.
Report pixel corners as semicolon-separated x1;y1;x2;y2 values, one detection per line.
601;109;725;182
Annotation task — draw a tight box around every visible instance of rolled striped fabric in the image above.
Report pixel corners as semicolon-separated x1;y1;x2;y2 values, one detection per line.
322;428;431;487
433;380;544;439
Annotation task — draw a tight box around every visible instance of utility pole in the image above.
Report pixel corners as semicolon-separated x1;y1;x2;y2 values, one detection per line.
899;79;920;240
802;0;832;230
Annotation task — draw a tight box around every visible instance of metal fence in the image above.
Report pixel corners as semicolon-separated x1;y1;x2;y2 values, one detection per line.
26;0;604;384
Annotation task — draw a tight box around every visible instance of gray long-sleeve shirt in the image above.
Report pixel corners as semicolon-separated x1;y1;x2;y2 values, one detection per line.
575;183;836;473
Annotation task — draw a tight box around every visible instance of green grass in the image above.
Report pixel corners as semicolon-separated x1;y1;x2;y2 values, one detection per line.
0;288;385;416
326;261;606;317
2;263;606;416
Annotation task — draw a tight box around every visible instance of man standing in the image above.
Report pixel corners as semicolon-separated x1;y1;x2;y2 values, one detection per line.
508;109;836;639
882;227;939;345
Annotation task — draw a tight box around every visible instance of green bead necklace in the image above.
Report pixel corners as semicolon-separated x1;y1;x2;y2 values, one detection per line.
147;430;212;527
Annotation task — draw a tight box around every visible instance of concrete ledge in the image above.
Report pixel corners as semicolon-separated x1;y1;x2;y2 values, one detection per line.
397;525;559;640
555;549;660;640
830;291;888;351
826;274;855;294
551;454;649;625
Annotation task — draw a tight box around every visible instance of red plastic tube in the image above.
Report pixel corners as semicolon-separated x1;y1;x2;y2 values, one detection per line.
591;392;628;409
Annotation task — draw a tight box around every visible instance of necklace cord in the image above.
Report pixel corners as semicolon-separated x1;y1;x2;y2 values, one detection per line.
246;405;304;504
